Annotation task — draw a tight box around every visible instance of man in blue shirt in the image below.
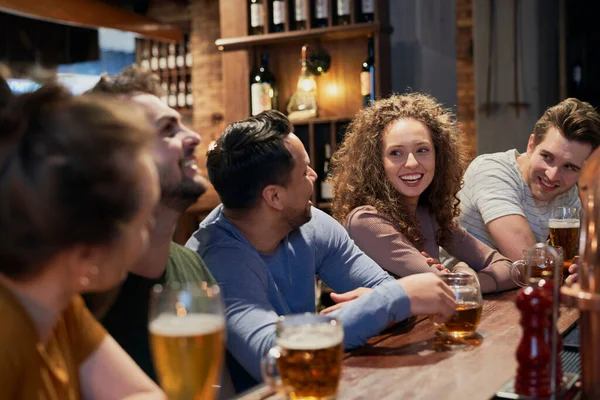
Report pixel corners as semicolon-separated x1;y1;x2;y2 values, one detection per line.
186;110;456;393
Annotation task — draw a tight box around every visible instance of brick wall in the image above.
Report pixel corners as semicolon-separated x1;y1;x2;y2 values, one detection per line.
456;0;476;161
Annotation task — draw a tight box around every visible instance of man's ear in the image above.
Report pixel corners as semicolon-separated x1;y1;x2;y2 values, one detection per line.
262;184;284;211
526;134;536;157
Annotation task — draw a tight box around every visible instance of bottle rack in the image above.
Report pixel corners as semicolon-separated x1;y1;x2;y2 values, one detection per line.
218;0;390;210
135;36;194;116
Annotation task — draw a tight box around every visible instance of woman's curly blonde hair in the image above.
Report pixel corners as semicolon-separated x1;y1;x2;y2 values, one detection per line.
330;93;467;247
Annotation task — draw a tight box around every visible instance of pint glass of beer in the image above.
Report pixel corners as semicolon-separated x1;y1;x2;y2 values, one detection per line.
261;314;343;400
149;283;225;400
433;273;483;339
549;206;580;269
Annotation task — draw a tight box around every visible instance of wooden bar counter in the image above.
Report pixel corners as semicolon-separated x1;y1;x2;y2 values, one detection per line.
236;290;579;400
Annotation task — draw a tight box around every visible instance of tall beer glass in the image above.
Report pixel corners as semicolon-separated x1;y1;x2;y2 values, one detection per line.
433;273;483;339
549;206;580;269
261;314;344;400
149;283;225;400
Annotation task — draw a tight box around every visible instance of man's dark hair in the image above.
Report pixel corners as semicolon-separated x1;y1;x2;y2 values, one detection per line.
89;65;163;97
533;98;600;150
207;110;295;210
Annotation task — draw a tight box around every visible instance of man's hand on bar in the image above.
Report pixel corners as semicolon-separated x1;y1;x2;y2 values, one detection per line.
320;287;373;314
565;256;580;286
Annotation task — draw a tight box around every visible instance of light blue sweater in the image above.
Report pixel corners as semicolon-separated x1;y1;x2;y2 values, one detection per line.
186;205;411;391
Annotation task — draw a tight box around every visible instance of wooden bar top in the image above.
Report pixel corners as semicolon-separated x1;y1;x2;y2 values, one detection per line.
235;290;579;400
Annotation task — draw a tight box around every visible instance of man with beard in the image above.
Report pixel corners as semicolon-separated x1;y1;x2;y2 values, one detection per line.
83;66;217;381
186;110;457;393
451;98;600;262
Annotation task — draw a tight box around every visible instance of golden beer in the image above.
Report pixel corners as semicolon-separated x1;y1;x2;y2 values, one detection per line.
149;313;225;400
549;218;580;267
276;330;343;400
435;302;482;338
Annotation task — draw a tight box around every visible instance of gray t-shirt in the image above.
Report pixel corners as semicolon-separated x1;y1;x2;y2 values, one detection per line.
457;149;580;249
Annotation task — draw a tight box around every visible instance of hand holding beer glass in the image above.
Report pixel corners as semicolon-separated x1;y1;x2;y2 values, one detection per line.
549;206;580;270
149;283;225;400
433;273;483;339
261;314;344;400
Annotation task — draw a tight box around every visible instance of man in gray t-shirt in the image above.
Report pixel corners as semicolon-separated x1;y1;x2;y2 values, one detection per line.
456;98;600;262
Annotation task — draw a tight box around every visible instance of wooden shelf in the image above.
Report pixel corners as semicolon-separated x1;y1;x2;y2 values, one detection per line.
291;115;353;126
216;22;384;51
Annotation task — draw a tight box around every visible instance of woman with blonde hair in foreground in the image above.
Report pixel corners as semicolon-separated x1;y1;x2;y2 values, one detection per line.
330;93;517;293
0;81;164;399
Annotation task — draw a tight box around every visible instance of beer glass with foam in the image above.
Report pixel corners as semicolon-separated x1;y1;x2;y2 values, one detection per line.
433;273;483;339
149;283;225;400
549;206;580;269
261;314;343;400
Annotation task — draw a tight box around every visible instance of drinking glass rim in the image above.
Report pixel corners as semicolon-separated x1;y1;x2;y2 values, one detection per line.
277;312;340;327
151;282;221;298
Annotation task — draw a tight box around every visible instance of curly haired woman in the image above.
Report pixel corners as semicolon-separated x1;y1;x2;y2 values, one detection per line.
330;93;516;293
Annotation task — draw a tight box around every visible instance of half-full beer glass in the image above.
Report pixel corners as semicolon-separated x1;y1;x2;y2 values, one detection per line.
261;314;344;400
149;283;225;400
549;206;580;268
434;273;483;339
510;246;563;287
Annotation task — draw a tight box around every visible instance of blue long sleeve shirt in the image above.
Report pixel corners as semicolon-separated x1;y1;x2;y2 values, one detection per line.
186;205;411;392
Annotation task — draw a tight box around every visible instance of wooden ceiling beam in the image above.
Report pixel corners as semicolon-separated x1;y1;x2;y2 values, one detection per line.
0;0;182;42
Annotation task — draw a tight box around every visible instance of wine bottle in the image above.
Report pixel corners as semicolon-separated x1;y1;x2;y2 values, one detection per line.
150;43;159;71
168;79;177;108
167;43;176;69
294;0;308;30
159;44;167;70
185;36;193;68
361;0;374;22
160;82;168;104
185;76;194;109
250;0;265;35
250;53;277;116
361;37;375;107
272;0;285;32
176;42;185;69
336;0;350;25
320;143;333;201
140;49;150;70
177;79;186;108
313;0;328;28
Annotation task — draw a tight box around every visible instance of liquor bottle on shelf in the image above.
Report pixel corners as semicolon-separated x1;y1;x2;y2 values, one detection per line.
272;0;285;32
160;82;168;104
177;79;186;108
167;43;176;69
185;36;193;68
140;49;150;70
150;42;159;71
313;0;328;28
336;0;350;25
320;143;333;201
185;76;193;109
176;42;185;69
361;37;375;107
294;0;308;30
159;43;167;70
249;0;265;35
360;0;374;22
250;52;277;116
168;79;177;108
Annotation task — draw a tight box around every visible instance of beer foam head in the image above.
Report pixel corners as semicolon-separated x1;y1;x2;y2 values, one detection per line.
548;218;580;228
277;326;344;350
149;313;225;337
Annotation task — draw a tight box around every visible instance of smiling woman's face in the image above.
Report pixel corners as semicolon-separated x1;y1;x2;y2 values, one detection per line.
381;118;436;207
